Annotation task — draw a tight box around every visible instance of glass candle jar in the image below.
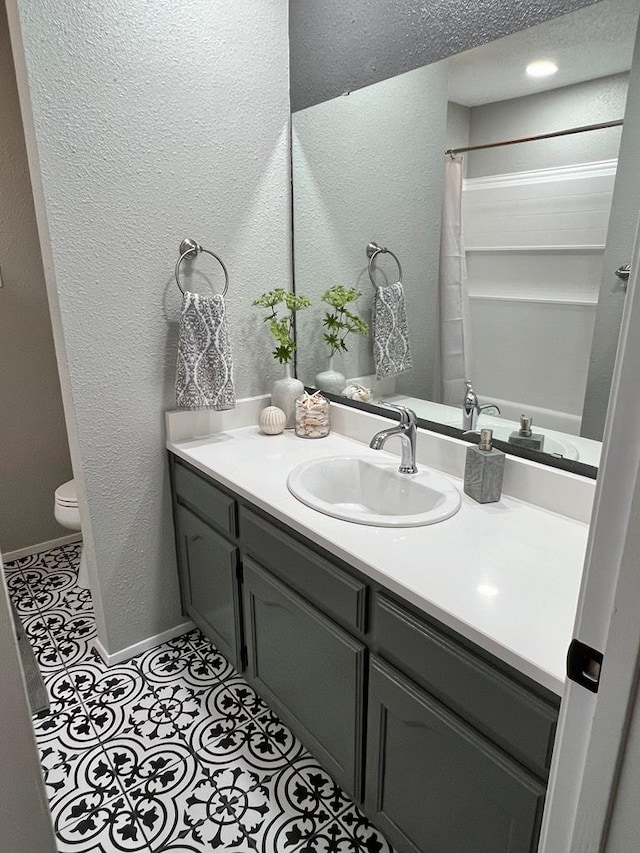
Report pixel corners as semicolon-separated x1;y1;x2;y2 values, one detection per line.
295;391;330;439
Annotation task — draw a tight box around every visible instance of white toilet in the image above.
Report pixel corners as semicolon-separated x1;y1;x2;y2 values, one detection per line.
54;479;89;589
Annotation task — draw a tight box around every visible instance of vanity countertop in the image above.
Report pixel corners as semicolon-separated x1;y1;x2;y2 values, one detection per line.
167;427;589;696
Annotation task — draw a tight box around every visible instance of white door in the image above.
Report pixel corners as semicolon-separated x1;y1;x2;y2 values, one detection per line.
539;216;640;852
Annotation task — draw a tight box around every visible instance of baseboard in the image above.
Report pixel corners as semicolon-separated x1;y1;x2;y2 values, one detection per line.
2;533;82;563
92;620;195;666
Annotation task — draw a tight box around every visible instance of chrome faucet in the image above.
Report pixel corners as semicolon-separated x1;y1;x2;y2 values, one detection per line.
462;380;501;431
369;405;418;474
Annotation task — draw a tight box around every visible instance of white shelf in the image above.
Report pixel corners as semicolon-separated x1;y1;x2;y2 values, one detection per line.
467;294;598;308
465;244;605;253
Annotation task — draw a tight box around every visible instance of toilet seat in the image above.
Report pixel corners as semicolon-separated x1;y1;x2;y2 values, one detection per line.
55;479;78;508
53;479;87;589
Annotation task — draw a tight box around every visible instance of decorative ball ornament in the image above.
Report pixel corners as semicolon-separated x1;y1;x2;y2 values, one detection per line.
258;405;287;435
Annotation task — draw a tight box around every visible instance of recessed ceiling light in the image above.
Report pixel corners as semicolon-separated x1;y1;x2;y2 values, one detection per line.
477;583;499;598
526;60;559;78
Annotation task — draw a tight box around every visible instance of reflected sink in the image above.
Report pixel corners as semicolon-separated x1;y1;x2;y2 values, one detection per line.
287;456;461;527
437;414;579;460
490;427;578;460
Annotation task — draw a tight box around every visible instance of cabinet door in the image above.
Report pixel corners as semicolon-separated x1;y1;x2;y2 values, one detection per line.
176;505;242;669
366;656;546;853
243;558;366;801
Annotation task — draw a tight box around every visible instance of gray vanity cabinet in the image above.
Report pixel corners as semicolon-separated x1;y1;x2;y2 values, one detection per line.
170;459;243;670
243;557;367;800
365;656;546;853
168;453;559;853
371;591;558;781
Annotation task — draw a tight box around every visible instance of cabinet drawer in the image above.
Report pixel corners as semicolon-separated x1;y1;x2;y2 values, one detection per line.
174;460;237;539
372;592;558;779
243;558;366;800
366;656;545;853
239;507;367;634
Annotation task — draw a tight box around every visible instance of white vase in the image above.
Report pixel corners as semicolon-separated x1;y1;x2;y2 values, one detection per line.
315;355;346;395
271;363;304;429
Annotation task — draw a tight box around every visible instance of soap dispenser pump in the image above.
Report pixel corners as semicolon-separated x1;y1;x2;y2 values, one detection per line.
464;428;505;504
509;415;545;452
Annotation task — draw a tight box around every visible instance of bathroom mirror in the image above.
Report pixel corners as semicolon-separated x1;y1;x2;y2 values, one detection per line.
290;0;640;475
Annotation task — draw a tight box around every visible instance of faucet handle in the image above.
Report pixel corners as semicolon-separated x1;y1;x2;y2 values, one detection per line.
463;379;478;407
383;403;417;426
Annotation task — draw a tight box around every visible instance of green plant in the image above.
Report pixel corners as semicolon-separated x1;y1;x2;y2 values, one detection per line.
321;285;369;357
252;288;311;364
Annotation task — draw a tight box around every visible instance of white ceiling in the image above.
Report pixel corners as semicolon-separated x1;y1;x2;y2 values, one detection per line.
447;0;640;107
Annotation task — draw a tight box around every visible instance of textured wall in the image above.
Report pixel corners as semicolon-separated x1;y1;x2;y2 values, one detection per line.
583;27;640;439
290;0;603;110
9;0;291;654
0;4;72;553
466;73;628;177
293;62;448;399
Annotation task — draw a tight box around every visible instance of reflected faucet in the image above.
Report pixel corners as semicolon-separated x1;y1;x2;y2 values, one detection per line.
462;380;501;431
369;405;418;474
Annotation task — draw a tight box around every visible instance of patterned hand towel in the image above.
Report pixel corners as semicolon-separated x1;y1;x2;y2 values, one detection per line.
372;282;413;378
176;291;236;410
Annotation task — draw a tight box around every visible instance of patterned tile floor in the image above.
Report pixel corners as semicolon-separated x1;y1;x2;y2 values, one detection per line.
5;544;394;853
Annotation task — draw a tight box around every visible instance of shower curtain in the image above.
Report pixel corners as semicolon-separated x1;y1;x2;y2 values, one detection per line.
436;154;468;406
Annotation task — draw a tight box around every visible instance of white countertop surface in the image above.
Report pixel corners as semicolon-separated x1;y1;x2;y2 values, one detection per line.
168;427;589;696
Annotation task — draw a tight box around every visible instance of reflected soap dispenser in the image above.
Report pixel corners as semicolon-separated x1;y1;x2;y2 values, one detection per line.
509;415;545;452
464;428;505;504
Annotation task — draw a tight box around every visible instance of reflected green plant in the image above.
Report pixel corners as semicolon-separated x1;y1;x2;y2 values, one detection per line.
321;285;369;357
253;288;311;363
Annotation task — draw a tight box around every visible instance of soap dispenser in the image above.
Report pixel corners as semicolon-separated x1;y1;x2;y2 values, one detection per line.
464;428;505;504
509;415;545;452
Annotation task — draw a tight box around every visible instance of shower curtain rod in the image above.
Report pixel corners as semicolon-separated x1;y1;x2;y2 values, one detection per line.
445;118;624;156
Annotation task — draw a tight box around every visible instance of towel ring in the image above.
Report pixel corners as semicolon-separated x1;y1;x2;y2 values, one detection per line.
175;238;229;297
366;241;403;290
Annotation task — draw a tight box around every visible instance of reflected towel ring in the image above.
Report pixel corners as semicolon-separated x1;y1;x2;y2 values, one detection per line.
366;241;403;289
175;237;229;297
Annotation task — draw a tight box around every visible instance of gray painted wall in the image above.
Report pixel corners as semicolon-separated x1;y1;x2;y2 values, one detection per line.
293;62;448;398
446;102;471;154
583;25;640;439
0;4;72;554
0;564;56;852
466;73;628;177
290;0;604;111
8;0;291;656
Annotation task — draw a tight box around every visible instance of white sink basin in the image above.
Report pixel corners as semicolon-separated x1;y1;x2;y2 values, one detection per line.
287;456;461;527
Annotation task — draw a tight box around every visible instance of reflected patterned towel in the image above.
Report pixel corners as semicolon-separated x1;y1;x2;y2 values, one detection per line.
176;291;236;410
372;282;413;379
